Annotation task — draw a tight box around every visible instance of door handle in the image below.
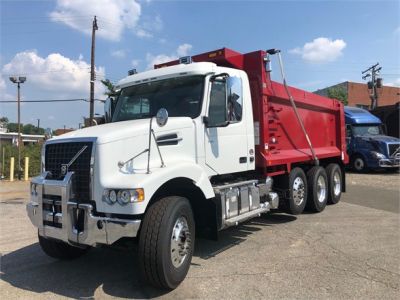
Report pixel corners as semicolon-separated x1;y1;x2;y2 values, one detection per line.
239;157;247;164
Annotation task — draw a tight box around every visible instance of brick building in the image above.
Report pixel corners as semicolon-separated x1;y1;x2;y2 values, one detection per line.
314;81;400;109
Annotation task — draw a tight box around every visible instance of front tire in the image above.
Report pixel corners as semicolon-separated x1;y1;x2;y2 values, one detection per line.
138;196;195;289
306;166;328;212
38;234;89;260
352;154;367;172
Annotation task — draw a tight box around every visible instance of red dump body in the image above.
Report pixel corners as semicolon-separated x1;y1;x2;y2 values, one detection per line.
155;48;349;176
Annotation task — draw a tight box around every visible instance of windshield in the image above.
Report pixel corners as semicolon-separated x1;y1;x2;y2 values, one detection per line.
112;75;205;122
352;124;383;136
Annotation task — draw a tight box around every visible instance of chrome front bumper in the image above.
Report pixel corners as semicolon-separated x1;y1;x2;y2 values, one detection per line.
378;158;400;168
26;172;141;247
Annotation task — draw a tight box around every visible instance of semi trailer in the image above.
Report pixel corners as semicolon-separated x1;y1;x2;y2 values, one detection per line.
27;47;348;289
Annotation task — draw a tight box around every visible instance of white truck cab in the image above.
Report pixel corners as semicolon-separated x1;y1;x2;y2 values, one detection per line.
27;60;278;289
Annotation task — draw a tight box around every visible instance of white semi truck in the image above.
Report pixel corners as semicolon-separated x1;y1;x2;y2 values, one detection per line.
27;48;347;289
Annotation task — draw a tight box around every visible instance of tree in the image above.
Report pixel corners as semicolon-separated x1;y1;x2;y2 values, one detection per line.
101;79;117;97
23;124;45;135
0;116;9;124
7;122;19;133
326;87;348;105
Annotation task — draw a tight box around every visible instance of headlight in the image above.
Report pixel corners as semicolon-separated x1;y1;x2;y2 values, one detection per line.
370;151;386;159
117;190;131;205
103;190;117;204
103;188;144;205
109;190;117;203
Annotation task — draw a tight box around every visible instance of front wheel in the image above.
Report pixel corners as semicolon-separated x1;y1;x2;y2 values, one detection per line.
352;155;367;172
138;196;195;289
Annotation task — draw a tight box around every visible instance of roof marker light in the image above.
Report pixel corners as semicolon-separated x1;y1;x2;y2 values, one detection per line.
128;69;137;76
179;56;192;64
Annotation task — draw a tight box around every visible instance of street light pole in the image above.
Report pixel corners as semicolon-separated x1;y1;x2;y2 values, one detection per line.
9;76;26;180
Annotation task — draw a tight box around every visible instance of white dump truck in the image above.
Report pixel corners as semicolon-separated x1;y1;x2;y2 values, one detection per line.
27;48;347;289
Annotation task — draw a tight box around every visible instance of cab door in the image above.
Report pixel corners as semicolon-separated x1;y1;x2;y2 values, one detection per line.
204;75;250;175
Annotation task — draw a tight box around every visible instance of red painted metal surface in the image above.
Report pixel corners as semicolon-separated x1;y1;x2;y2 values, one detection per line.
155;48;349;176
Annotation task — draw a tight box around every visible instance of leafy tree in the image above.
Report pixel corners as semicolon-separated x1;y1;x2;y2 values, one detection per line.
101;79;117;96
6;122;19;133
0;117;9;123
326;87;348;105
6;122;45;134
23;124;45;135
0;143;42;178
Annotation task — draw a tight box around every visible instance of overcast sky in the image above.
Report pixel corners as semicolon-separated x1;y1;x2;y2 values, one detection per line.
1;0;399;130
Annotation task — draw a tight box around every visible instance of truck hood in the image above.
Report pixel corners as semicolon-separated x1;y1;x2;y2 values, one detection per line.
358;134;400;144
49;117;194;144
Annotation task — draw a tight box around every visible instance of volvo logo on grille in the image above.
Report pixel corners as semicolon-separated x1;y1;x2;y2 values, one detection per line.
61;164;68;176
60;145;88;176
392;146;400;159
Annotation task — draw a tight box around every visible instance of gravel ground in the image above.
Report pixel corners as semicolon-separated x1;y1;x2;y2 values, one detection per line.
0;172;399;299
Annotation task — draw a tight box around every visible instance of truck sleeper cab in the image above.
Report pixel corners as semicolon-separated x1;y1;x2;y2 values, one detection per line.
344;106;400;172
27;48;348;289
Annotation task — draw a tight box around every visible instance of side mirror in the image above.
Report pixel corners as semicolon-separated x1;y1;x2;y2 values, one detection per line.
226;76;243;122
156;108;168;127
104;97;115;123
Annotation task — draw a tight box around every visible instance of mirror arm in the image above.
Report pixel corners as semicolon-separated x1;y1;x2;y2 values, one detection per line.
205;120;230;128
210;72;229;82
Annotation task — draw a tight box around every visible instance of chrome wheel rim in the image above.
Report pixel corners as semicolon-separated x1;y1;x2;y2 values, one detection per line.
170;216;191;268
354;158;364;171
333;172;341;196
316;175;327;203
293;177;305;206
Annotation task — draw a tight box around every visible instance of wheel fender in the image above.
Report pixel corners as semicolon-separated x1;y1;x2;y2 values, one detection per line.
135;162;215;214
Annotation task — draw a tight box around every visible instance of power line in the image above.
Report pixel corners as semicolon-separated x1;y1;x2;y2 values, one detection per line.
0;98;105;103
2;68;91;76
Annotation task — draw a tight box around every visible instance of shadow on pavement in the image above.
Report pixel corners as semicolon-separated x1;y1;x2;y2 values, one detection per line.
0;213;296;299
195;213;296;259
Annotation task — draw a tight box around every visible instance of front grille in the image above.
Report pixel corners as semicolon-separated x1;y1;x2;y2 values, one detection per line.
45;141;93;201
388;143;400;157
43;195;62;228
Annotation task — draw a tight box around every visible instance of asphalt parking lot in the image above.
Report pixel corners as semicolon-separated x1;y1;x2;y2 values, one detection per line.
0;171;399;299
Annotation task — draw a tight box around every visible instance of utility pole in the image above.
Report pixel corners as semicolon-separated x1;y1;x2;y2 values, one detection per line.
37;119;40;130
89;15;98;126
362;63;382;110
9;76;26;180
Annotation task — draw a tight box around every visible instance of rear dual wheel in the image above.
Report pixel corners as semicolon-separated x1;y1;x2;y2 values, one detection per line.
279;167;308;215
326;163;342;204
280;164;342;215
306;166;328;212
306;164;342;211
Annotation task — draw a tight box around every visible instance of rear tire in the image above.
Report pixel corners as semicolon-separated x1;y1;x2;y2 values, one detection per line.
306;166;328;212
138;196;195;289
279;167;307;215
38;234;89;260
326;163;342;204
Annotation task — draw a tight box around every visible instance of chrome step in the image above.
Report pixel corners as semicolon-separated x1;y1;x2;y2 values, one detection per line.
224;202;270;227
